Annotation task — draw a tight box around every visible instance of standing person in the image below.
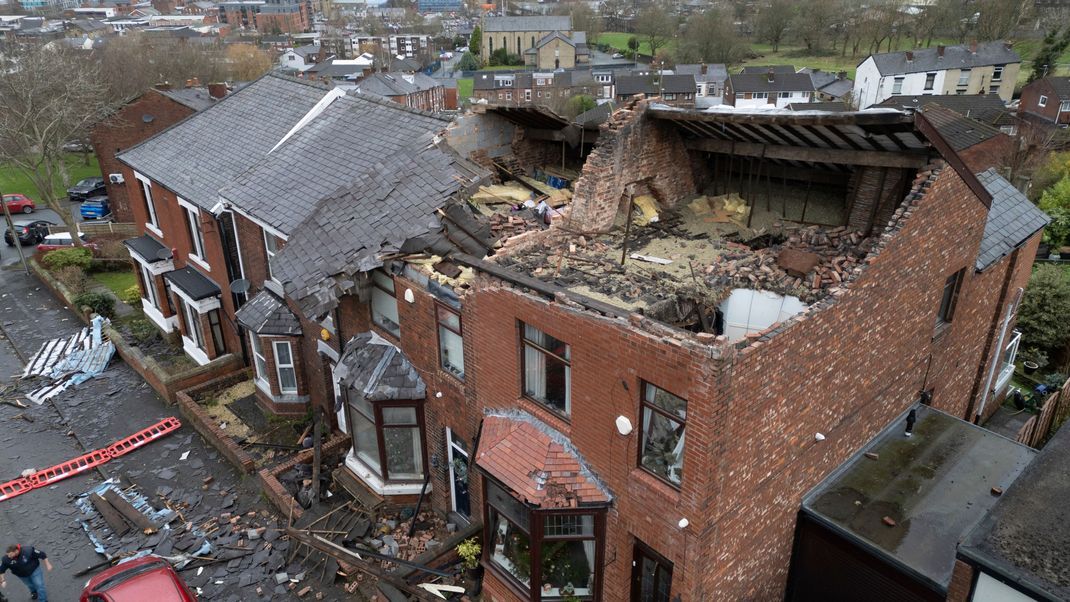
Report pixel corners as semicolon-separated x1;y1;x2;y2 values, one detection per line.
0;544;52;601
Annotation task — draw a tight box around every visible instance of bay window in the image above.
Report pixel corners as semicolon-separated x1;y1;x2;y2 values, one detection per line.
180;298;204;350
639;383;687;487
437;304;464;379
347;397;425;483
251;334;268;386
485;480;603;600
273;340;298;394
521;323;571;417
371;270;400;337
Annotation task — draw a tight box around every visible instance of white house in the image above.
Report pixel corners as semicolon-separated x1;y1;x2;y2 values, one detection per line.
853;42;1021;109
725;69;815;109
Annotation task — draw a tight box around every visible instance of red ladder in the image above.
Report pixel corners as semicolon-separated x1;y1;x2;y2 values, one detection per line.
0;417;182;503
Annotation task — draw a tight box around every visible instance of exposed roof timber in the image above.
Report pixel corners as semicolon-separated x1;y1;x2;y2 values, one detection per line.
648;108;915;128
735;122;783;146
824;125;867;151
914;111;993;208
685;138;929;168
791;124;839;149
752;124;799;146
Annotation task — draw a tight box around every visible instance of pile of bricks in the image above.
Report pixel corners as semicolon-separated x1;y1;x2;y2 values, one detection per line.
489;212;541;238
706;225;874;302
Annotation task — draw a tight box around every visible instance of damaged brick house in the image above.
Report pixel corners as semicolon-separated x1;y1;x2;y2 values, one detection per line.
115;71;1048;600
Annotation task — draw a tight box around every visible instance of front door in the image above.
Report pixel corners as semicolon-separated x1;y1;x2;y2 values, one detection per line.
631;541;673;602
446;427;470;520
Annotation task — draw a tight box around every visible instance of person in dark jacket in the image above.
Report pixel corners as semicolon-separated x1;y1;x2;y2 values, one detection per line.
0;544;52;601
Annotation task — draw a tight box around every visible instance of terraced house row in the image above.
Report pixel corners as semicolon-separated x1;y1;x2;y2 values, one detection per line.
114;73;1048;600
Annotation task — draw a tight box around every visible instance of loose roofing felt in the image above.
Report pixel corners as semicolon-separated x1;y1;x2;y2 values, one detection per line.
867;41;1020;76
118;74;328;210
974;168;1050;271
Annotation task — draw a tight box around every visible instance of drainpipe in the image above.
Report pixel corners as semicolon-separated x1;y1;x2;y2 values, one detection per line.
976;286;1024;422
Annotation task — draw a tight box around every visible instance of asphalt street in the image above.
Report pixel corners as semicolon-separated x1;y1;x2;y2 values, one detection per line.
0;267;337;600
1;201;84;269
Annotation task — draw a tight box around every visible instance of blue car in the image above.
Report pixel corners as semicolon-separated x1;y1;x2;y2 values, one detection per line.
80;195;111;220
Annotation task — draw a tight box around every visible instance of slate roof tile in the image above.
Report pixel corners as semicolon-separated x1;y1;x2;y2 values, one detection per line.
975;168;1050;271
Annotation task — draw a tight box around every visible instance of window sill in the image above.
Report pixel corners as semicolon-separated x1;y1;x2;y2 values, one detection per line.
519;396;571;430
344;451;430;496
188;253;211;273
145;222;164;239
181;336;211;366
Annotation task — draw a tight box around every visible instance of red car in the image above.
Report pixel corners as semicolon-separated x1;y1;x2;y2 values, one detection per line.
80;555;197;602
3;193;36;214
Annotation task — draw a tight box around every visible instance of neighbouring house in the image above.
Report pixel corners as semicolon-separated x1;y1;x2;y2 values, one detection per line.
90;83;230;223
853;41;1021;109
725;67;816;108
217;0;307;33
803;68;854;103
352;71;446;112
615;73;697;107
278;44;329;72
878;93;1020;135
115;74;1050;601
1017;76;1070;127
676;63;728;100
471;71;532;105
303;55;375;82
479;15;584;70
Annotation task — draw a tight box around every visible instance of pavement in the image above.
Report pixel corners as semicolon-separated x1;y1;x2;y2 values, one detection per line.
0;267;346;600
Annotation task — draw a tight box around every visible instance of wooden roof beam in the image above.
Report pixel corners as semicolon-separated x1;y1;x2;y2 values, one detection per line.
685;138;929;168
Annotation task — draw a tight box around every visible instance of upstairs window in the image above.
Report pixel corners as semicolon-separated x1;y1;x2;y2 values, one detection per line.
957;69;971;87
924;72;936;90
183;204;205;261
639;383;687;487
1061;100;1070;112
437;304;464;379
936;268;965;328
992;65;1004;82
263;230;281;281
892;76;904;95
273;340;297;394
137;176;159;230
1040;95;1049;108
521;323;571;417
371;269;400;337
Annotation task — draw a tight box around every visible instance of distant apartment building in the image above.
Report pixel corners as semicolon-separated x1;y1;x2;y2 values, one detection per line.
853;42;1021;109
218;0;306;33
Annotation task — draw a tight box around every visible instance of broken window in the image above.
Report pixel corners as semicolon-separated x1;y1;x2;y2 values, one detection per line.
521;323;571;417
348;397;425;482
437;303;464;379
485;480;602;600
639;383;686;487
936;268;965;327
371;270;400;338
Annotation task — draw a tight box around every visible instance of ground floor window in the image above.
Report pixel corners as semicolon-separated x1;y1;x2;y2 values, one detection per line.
347;397;425;482
179;298;204;350
251;334;268;386
136;264;158;309
485;480;603;600
273;340;297;394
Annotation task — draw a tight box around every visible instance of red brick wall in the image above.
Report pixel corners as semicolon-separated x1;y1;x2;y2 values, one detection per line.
92;91;195;223
957;133;1015;173
946;560;975;602
1018;79;1062;125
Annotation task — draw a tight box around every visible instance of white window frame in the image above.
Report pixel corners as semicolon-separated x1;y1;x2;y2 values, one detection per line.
1060;100;1070;112
250;334;269;390
992;65;1004;82
273;340;298;394
892;76;904;95
263;229;280;283
370;269;400;337
134;172;161;237
957;69;971;87
1040;95;1049;108
178;198;209;271
995;330;1022;393
924;72;936;91
754;92;768;99
140;263;159;309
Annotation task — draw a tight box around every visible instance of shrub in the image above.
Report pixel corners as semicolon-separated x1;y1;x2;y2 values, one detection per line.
126;316;160;345
1017;265;1070;357
53;265;88;294
96;239;129;260
120;285;142;306
73;291;115;318
456;51;480;71
42;247;92;271
457;538;481;570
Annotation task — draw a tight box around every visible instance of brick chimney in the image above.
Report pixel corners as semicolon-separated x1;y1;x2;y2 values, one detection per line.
362;67;372;78
700;62;707;75
970;40;978;54
207;82;227;99
906;50;913;62
184;78;194;88
937;45;945;58
767;67;774;83
190;76;201;87
1004;40;1013;51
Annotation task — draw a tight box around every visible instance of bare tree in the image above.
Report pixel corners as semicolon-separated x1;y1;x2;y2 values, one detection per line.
793;0;838;53
975;0;1031;41
756;0;794;52
636;1;676;57
95;33;226;103
676;9;748;64
225;44;273;81
570;2;603;44
0;46;117;247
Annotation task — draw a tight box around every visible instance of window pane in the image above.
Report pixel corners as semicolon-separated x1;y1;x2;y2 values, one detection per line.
439;326;464;378
644;384;687;420
487;480;530;531
275;341;292;365
384;425;423;479
641;409;685;486
524;343;570;415
437;306;460;331
383;406;417;425
372;270;394;293
372;287;400;336
279;366;297;392
490;508;532;590
541;539;596;598
523;324;569;360
353;410;381;475
543;514;594;537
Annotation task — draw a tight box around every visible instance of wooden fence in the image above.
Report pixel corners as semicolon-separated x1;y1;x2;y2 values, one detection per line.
48;222;139;237
1016;375;1070;448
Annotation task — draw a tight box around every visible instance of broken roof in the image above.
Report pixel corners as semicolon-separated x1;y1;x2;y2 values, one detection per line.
118;74;328;210
918;103;1005;152
868;42;1020;76
958;419;1070;600
802;405;1035;593
234;290;302;336
975;168;1050;271
335;332;425;401
476;410;611;508
218;93;449;234
272;142;492;319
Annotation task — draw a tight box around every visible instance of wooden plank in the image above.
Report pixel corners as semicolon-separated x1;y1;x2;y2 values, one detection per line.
102;488;158;531
684;138;928;168
90;493;131;536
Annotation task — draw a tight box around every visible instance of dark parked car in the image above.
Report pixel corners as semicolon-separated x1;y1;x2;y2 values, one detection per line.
80;555;197;602
68;177;106;202
4;219;55;246
80;195;111;220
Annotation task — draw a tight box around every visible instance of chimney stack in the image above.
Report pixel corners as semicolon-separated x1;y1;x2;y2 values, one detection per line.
184;78;194;88
362;67;372;78
1004;40;1013;51
767;67;774;83
190;76;200;87
970;40;978;54
207;82;227;99
837;70;846;80
906;50;913;62
700;62;707;75
937;45;945;58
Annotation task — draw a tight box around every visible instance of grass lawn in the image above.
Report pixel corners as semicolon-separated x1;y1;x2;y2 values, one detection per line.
457;78;473;99
0;153;101;200
600;32;676;58
91;269;136;298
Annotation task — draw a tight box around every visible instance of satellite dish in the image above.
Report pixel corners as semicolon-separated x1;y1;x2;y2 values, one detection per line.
230;279;251;294
142;114;155;123
155;248;173;261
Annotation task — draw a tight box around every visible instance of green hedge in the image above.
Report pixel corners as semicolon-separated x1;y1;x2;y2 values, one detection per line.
42;247;92;271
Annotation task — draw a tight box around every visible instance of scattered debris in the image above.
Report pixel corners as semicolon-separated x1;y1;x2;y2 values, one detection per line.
23;316;115;404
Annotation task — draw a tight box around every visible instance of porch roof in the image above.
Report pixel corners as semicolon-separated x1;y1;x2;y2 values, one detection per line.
234;290;302;336
163;266;220;301
123;234;169;263
336;332;425;401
